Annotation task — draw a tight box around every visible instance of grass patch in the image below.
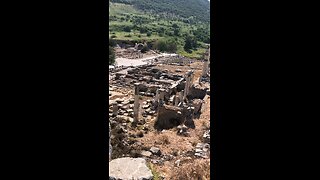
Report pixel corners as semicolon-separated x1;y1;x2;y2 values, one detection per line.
147;162;161;180
109;3;141;16
178;47;207;59
171;159;210;180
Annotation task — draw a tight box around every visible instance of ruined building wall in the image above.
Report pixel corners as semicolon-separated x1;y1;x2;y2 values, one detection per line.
188;85;208;100
154;105;183;130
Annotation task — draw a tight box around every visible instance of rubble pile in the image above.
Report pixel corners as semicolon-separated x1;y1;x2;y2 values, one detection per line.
194;142;210;159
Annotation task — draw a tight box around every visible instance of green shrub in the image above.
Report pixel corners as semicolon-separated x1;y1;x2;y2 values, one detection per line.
109;46;115;65
123;26;131;32
154;39;177;53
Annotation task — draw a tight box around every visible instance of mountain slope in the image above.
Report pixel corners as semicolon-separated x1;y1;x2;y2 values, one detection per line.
110;0;210;23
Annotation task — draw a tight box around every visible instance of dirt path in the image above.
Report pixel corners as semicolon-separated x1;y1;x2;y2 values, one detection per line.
115;53;177;67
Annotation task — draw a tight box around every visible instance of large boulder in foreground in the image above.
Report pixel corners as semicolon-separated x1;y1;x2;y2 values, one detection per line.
109;157;153;180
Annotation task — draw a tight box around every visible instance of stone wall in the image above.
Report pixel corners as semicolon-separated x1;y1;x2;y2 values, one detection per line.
188;84;208;100
154;105;184;130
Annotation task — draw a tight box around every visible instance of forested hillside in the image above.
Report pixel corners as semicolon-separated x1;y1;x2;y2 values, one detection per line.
109;0;210;59
110;0;210;23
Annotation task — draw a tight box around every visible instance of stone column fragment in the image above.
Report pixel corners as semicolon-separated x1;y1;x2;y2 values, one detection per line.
202;59;209;77
133;83;140;123
112;102;118;116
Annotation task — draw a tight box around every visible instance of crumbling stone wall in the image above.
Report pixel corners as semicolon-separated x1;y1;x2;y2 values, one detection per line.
188;84;208;100
154;105;183;130
192;99;203;115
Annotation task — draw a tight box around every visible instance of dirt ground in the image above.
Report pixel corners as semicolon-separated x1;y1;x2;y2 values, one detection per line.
115;48;178;67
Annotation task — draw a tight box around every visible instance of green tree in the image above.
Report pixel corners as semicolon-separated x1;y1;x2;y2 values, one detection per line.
184;36;193;53
139;26;147;33
167;40;177;53
154;40;167;52
154;39;177;53
123;26;131;32
172;23;179;29
174;29;179;36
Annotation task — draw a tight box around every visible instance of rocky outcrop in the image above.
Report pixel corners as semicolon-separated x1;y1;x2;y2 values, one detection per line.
109;158;153;180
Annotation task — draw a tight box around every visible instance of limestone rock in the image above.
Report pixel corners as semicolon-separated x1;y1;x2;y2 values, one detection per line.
140;150;152;157
174;159;181;167
194;143;210;159
142;104;150;109
203;130;210;143
109;158;153;180
115;98;124;103
192;99;203;114
150;147;161;156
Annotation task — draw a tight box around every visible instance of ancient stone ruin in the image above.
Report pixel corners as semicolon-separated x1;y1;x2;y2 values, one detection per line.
108;49;211;179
